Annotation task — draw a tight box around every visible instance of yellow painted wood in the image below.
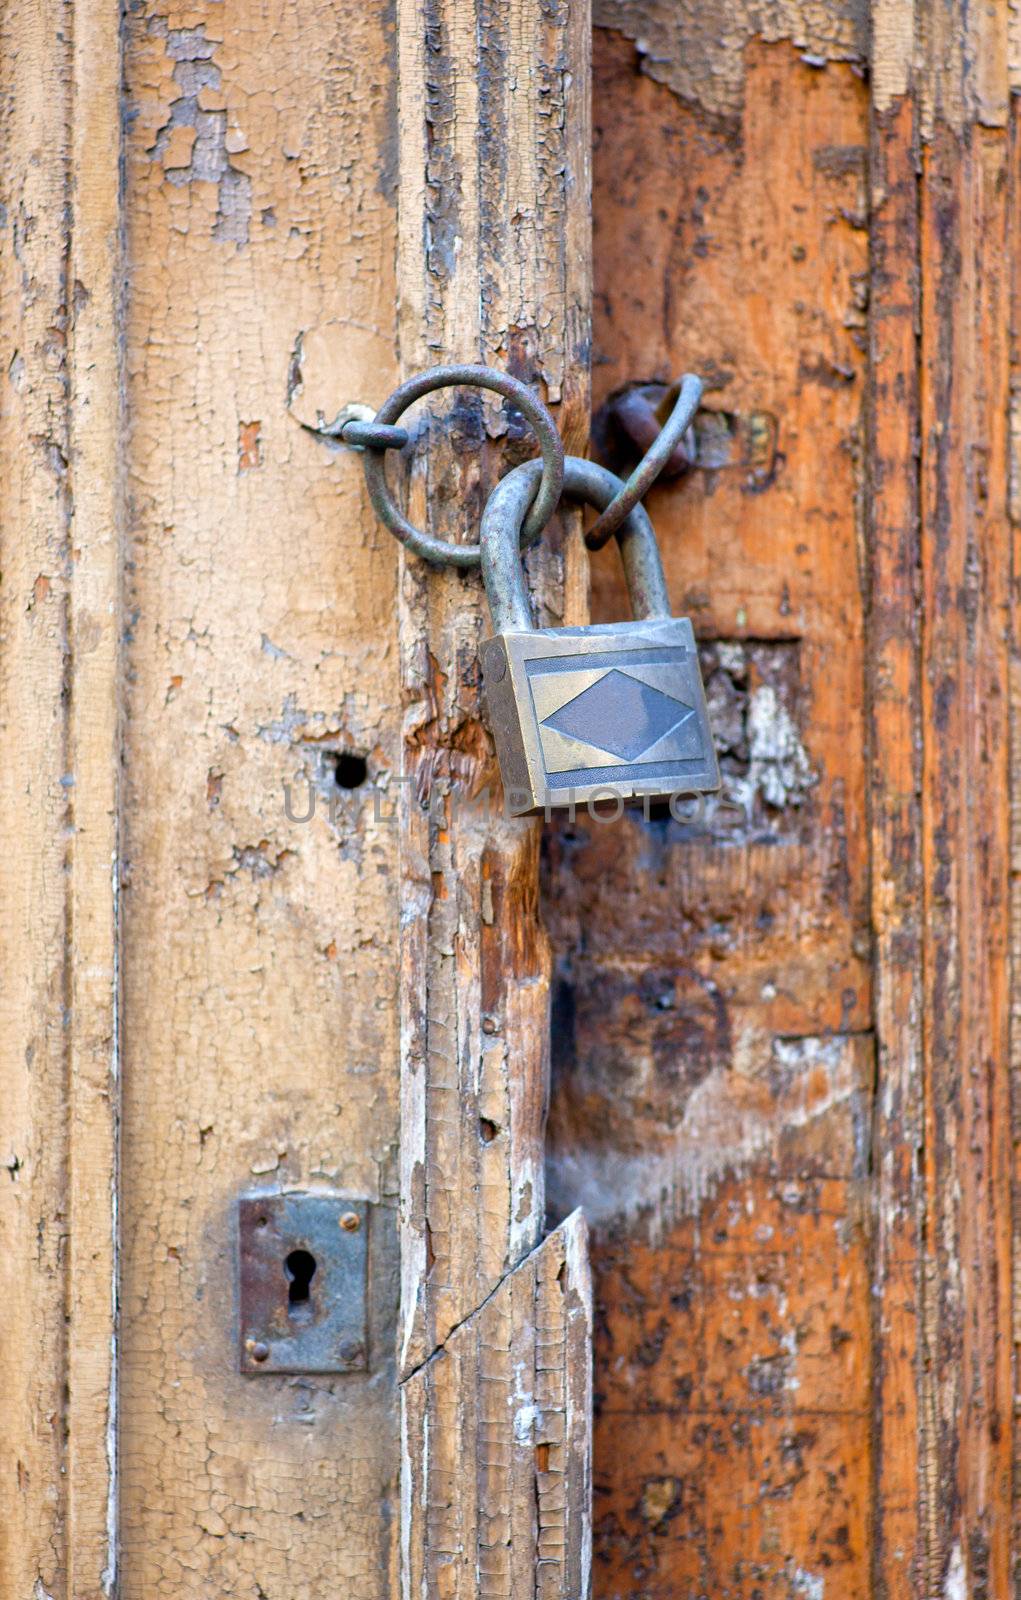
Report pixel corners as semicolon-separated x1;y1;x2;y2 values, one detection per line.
1;0;593;1593
391;0;593;1592
0;1;121;1592
117;0;403;1593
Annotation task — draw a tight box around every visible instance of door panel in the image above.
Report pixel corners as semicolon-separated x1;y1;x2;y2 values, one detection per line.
544;13;1016;1599
119;1;402;1591
545;31;872;1596
2;2;1017;1596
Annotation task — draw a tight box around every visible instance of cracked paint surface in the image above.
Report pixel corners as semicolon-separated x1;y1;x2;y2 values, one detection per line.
145;19;253;244
119;0;402;1592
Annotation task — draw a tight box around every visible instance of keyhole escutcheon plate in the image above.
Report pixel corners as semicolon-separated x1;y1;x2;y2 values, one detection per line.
237;1191;369;1374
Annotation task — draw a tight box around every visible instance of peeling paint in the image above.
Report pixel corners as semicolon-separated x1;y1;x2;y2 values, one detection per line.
284;318;401;434
513;1398;539;1445
943;1543;966;1600
594;0;865;123
146;20;252;244
744;683;817;810
115;0;406;1586
701;643;818;827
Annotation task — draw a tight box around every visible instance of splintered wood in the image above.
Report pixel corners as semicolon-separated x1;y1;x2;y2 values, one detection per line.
402;1213;592;1600
394;1;593;1594
394;0;591;1374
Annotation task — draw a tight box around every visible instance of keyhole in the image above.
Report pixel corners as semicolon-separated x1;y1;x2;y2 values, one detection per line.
285;1248;317;1315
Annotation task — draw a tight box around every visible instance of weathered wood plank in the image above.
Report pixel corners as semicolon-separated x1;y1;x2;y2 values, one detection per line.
1010;82;1021;1600
0;5;77;1593
560;9;1015;1599
6;0;592;1589
878;6;1015;1593
548;28;874;1596
871;6;1014;1594
0;2;121;1594
867;80;926;1600
393;0;591;1372
66;2;123;1593
918;113;1013;1600
402;1212;592;1600
118;0;404;1592
392;3;592;1593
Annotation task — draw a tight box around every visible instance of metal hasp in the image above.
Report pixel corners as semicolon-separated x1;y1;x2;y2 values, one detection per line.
238;1191;369;1375
585;374;703;550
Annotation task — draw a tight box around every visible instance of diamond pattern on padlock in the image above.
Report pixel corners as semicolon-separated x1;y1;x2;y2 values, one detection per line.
480;457;720;815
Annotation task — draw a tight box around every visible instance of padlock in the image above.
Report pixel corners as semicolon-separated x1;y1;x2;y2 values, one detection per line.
480;456;720;816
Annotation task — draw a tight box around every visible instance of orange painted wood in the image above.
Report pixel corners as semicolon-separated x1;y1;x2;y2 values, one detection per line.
548;32;874;1597
544;11;1017;1598
867;89;926;1600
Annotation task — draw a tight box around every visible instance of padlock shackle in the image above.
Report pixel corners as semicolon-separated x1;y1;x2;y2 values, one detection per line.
481;456;672;635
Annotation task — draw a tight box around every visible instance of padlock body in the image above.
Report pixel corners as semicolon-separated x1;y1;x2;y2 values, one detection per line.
482;617;720;815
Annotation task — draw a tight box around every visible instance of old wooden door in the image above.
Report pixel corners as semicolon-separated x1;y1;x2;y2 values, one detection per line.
549;4;1015;1597
0;0;1015;1598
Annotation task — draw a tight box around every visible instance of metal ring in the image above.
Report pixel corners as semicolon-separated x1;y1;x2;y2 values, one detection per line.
585;373;703;551
361;364;565;569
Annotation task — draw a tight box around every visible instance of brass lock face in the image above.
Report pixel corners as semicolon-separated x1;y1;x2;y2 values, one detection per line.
482;619;717;815
480;457;720;816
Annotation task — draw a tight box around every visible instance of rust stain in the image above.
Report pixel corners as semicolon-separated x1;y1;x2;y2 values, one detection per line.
237;419;262;470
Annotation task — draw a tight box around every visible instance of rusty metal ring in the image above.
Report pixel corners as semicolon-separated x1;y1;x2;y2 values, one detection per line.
361;364;565;569
585;373;703;551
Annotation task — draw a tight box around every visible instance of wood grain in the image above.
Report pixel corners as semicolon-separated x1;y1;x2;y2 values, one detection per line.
873;5;1013;1595
545;37;872;1596
67;2;123;1591
867;85;926;1600
402;1211;592;1600
394;0;592;1377
0;5;78;1593
1011;79;1021;1600
917;107;1013;1600
391;1;592;1593
118;0;403;1593
545;11;1017;1598
0;1;121;1593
